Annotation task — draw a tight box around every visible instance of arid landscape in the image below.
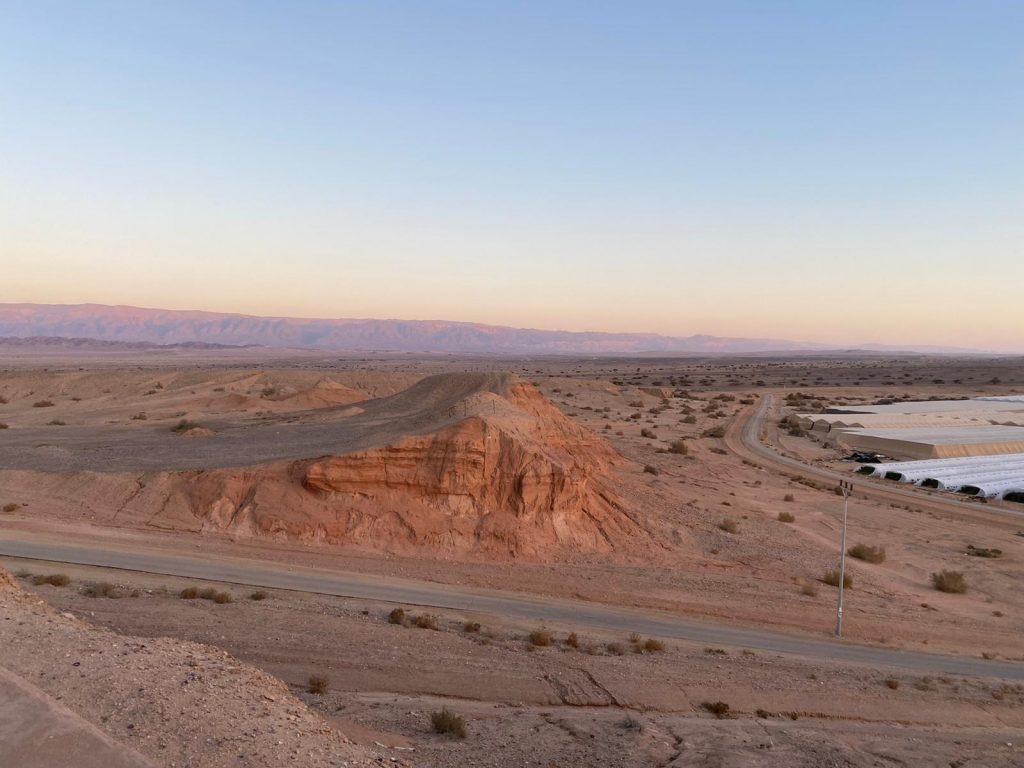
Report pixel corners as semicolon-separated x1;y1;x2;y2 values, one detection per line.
2;348;1023;766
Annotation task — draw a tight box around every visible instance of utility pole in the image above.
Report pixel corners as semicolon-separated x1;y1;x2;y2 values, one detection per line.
835;479;853;637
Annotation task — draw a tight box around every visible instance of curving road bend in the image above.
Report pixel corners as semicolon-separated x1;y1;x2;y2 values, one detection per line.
0;535;1020;680
726;395;1024;521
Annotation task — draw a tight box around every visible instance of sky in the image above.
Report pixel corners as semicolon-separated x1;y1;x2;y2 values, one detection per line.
1;1;1022;351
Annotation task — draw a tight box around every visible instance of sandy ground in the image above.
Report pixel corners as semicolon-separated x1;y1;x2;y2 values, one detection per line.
2;352;1024;765
12;566;1024;768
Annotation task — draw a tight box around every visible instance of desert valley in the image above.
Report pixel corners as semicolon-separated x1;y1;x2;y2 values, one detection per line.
2;342;1022;767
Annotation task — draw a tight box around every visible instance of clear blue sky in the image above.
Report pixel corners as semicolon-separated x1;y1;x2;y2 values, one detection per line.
2;1;1022;349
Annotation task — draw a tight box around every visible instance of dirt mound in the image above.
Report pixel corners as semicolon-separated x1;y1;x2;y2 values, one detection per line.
280;378;365;408
0;566;376;767
2;375;644;559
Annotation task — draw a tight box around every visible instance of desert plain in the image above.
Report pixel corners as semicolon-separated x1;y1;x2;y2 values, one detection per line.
1;346;1023;767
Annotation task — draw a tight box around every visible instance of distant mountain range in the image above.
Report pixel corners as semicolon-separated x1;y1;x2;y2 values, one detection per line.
0;303;984;356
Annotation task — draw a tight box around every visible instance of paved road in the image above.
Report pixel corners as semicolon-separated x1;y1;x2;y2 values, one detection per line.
729;395;1024;521
1;536;1020;680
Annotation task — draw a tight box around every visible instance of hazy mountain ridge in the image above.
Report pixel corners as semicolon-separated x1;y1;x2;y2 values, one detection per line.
0;304;979;355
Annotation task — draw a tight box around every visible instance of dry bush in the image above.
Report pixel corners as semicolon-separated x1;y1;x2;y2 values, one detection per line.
777;511;795;523
932;570;967;594
46;420;66;426
640;428;657;439
848;543;886;563
702;426;726;438
2;503;17;512
565;632;579;648
412;614;438;630
0;424;8;430
606;642;625;656
620;715;642;731
801;583;819;597
131;412;147;420
31;574;70;587
783;494;795;502
212;591;233;604
462;621;481;633
308;675;329;694
702;701;730;718
431;708;466;738
250;591;268;601
388;607;406;625
668;439;689;455
718;519;739;534
643;464;659;475
83;582;117;598
179;587;199;599
884;678;900;690
682;415;697;424
198;587;218;600
822;569;852;588
172;419;201;433
642;638;665;653
32;400;55;408
528;628;552;646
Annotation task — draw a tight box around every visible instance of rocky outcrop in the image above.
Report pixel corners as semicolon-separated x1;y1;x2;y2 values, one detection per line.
0;375;644;559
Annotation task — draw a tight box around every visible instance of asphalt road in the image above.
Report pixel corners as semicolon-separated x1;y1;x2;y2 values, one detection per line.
1;536;1020;680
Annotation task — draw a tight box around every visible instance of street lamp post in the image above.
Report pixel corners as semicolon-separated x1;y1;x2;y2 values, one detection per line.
835;479;853;637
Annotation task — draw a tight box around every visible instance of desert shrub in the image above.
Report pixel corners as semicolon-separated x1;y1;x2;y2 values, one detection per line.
778;511;795;523
847;543;886;564
702;701;730;718
783;494;795;502
822;569;852;589
179;587;199;599
131;412;147;420
31;573;70;587
565;632;579;648
198;587;218;600
884;678;900;690
643;464;659;475
462;620;481;633
250;591;268;601
718;519;739;534
620;715;642;731
606;642;625;656
431;708;466;738
32;400;55;408
308;675;328;694
702;426;726;438
640;428;657;439
667;439;688;455
528;628;552;647
172;419;201;433
388;607;406;625
642;638;665;653
0;424;8;430
682;415;697;424
932;570;967;594
0;395;6;403
83;582;117;598
212;591;233;604
47;420;66;426
801;583;819;597
412;613;438;630
965;545;1002;558
2;503;18;512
